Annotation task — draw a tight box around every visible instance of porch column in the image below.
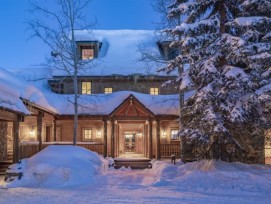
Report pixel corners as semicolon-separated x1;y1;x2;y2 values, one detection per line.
13;120;20;163
53;120;57;141
37;111;43;151
103;119;107;158
148;118;153;159
111;118;115;158
156;119;161;160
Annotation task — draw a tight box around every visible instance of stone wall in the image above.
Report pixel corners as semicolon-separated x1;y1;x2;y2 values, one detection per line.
0;122;8;161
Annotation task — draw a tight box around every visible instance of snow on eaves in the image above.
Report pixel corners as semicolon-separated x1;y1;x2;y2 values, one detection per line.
52;30;167;77
1;67;192;116
0;67;57;114
52;91;189;116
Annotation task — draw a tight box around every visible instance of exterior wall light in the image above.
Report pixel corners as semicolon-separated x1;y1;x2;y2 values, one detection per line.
29;128;35;138
96;130;102;138
162;130;166;138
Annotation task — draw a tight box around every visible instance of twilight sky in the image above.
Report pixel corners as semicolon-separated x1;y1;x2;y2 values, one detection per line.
0;0;160;69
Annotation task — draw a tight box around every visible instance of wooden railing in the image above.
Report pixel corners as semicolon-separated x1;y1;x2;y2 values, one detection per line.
19;142;180;160
19;142;104;160
160;144;180;158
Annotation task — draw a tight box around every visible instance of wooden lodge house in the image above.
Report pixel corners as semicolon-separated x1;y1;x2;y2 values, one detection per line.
0;30;184;169
0;30;270;169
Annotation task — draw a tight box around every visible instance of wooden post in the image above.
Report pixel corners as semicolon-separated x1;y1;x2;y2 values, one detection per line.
53;120;57;141
148;118;153;159
37;111;43;151
144;123;147;157
13;120;20;163
103;119;107;158
156;119;161;160
111;118;115;158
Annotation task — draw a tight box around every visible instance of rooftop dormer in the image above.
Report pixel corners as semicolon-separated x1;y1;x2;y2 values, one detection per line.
76;41;102;60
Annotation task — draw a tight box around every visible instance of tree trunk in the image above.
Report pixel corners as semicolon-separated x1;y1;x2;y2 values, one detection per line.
69;0;79;146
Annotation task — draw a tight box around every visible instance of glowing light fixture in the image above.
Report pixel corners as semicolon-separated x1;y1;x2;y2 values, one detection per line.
162;130;166;138
29;128;35;138
96;130;102;138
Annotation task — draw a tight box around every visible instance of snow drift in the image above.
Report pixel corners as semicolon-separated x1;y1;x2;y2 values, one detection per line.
151;160;271;195
7;145;105;188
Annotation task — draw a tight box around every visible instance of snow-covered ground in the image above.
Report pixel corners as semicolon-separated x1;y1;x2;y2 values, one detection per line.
0;146;270;204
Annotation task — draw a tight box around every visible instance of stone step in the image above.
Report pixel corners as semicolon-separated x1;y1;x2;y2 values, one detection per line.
114;159;152;169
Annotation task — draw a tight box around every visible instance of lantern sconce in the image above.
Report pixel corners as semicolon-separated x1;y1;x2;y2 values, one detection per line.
29;127;35;138
162;129;166;138
96;129;102;138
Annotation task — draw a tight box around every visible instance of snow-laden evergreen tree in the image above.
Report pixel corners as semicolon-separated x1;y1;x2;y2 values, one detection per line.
162;0;271;162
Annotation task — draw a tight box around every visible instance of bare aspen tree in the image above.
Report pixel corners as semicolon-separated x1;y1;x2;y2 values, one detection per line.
28;0;94;145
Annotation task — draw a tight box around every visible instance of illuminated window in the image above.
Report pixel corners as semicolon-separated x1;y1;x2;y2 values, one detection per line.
171;129;179;140
104;87;113;94
82;82;91;94
81;46;94;60
83;128;92;140
150;87;159;95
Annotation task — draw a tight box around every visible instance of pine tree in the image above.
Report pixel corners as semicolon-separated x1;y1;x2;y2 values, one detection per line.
162;0;271;162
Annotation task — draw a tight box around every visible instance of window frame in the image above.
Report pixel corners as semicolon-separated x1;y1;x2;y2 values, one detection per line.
82;128;92;141
81;81;92;94
104;87;113;94
170;129;179;140
150;87;159;95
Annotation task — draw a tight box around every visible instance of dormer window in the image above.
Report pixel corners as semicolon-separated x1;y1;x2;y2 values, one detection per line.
157;41;179;61
77;41;102;60
82;46;94;60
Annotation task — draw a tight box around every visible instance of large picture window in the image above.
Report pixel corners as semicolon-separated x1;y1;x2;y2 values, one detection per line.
171;129;179;140
82;128;92;140
82;82;92;94
150;87;159;95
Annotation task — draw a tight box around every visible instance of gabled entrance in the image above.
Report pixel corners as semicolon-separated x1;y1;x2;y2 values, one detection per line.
109;94;154;159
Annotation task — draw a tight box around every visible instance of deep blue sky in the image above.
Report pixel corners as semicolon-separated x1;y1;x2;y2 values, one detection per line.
0;0;160;69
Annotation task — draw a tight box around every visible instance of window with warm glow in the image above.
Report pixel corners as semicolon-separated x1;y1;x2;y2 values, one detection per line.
83;128;92;140
150;87;159;95
81;47;94;60
82;82;91;94
104;87;113;94
171;129;179;140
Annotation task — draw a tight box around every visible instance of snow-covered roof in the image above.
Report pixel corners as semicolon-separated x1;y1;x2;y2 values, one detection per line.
52;91;188;116
0;67;30;114
0;67;57;114
52;30;167;77
1;67;187;116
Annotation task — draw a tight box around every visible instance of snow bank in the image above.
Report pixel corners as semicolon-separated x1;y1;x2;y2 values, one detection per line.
7;145;105;188
151;160;271;195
